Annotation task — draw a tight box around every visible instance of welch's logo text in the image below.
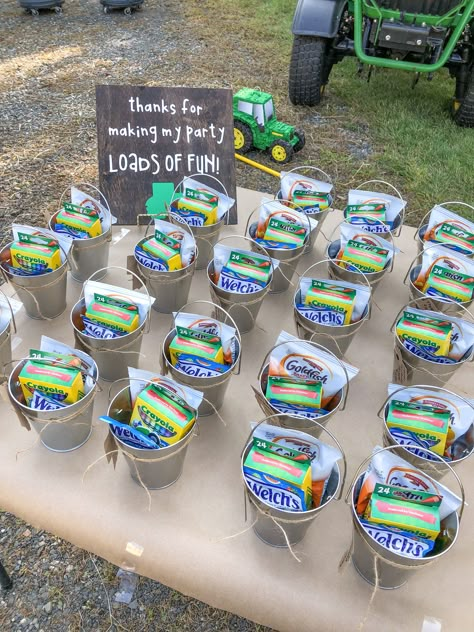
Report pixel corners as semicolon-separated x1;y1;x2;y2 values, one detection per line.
245;477;303;511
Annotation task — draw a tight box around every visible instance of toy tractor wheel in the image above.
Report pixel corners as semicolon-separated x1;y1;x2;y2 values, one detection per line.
293;128;305;152
269;140;294;164
453;65;474;127
234;121;252;154
289;35;330;106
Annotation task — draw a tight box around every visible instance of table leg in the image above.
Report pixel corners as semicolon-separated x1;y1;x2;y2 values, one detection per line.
0;561;13;590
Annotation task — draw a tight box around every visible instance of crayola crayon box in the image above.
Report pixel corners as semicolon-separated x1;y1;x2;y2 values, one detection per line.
386;400;450;456
176;187;218;226
262;218;306;248
84;294;139;336
429;222;474;256
291;190;331;211
169;326;224;365
422;265;474;303
55;203;102;239
129;383;196;446
373;483;443;508
265;376;322;409
10;233;61;274
345;203;386;225
340;239;389;273
366;489;440;540
305;280;356;326
243;445;312;511
141;230;182;271
18;360;84;405
396;311;452;357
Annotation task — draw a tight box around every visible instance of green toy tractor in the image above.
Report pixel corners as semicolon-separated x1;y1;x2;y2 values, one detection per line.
233;88;306;163
289;0;474;126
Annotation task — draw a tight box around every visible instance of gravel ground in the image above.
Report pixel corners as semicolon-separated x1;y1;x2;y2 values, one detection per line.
0;0;280;629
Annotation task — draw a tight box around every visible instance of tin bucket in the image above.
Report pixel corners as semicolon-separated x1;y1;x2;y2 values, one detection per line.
71;267;152;382
346;445;464;589
241;414;346;547
293;259;372;357
0;290;16;379
7;356;99;452
0;235;69;320
207;235;274;334
161;300;242;416
405;245;474;315
254;339;350;438
377;385;474;479
169;174;231;271
276;166;336;253
134;215;197;314
107;379;196;489
414;201;474;258
391;303;474;387
50;182;113;283
246;201;311;293
343;179;406;241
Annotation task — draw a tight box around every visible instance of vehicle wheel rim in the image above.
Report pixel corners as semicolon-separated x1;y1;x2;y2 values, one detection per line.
271;145;286;162
234;128;244;150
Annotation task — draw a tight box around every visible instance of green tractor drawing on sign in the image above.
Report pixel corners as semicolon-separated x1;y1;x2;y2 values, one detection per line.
288;0;474;126
233;88;306;163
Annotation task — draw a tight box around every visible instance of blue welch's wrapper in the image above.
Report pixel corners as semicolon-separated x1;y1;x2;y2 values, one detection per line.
135;245;168;272
218;267;267;294
296;303;346;327
53;223;89;240
81;317;125;339
389;427;445;462
268;398;329;419
175;353;230;378
360;519;435;559
425;287;464;303
29;390;68;411
99;416;161;449
254;238;297;250
401;339;457;364
2;263;53;277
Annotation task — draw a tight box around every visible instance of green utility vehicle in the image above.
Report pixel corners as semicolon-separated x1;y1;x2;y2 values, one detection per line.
289;0;474;126
233;88;306;163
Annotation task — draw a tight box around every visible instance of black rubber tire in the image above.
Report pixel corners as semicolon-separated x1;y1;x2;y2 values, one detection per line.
453;65;474;127
269;140;294;164
289;35;329;106
234;120;253;154
293;128;305;152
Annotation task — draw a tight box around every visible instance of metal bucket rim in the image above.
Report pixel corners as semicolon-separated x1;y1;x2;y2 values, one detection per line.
70;297;149;341
107;384;196;453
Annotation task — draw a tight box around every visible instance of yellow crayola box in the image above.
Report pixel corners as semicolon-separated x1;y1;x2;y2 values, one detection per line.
396;311;452;357
55;207;102;238
141;230;182;271
10;233;61;274
305;280;356;325
340;239;389;273
18;360;84;405
386;400;450;456
176;188;218;226
129;383;196;446
168;326;224;365
85;294;139;335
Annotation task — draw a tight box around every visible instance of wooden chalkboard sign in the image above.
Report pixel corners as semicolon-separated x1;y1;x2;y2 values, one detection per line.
96;85;237;225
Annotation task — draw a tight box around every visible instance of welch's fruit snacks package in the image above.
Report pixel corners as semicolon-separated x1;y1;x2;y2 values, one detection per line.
99;415;161;450
212;244;277;294
359;520;435;559
268;331;359;408
280;171;333;213
422;205;474;257
298;277;370;326
346;188;406;233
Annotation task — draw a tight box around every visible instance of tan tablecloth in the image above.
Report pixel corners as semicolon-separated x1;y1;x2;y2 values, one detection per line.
1;188;473;632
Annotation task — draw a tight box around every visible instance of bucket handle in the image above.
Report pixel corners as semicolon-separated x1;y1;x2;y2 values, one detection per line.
244;199;313;248
278;165;336;212
171;173;231;226
414;201;474;241
343;445;465;521
241;413;347;501
59;182;112;215
257;338;351;411
376;384;474;420
0;288;17;335
171;299;243;375
212;234;277;280
106;376;199;415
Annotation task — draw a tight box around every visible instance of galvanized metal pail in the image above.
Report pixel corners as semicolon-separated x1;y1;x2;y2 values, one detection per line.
0;290;16;379
107;381;196;489
50;182;113;283
8;356;99;452
134;216;197;314
405;245;474;315
277;166;336;253
246;201;311;293
71;267;152;382
0;238;68;320
241;414;346;547
391;304;474;387
161;300;242;417
255;339;350;438
347;446;464;589
293;259;371;357
414;201;474;258
207;235;274;334
169;174;231;271
378;385;474;479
